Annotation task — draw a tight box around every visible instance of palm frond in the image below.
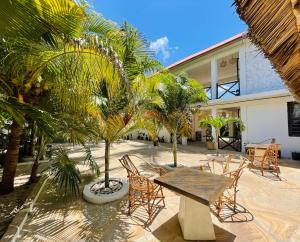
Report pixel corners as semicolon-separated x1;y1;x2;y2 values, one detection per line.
48;147;81;196
84;145;100;177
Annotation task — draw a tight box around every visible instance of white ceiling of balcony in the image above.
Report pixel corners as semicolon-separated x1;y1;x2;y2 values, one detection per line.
186;53;239;85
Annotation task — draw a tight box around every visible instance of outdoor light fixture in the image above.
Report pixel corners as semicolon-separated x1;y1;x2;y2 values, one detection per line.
220;59;227;68
229;56;236;64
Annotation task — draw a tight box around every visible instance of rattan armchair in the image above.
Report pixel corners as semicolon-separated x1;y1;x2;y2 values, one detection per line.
247;144;280;176
120;154;167;177
221;154;233;174
200;154;233;174
216;157;247;216
119;154;165;222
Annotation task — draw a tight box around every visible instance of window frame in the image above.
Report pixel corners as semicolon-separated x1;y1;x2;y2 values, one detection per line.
287;102;300;137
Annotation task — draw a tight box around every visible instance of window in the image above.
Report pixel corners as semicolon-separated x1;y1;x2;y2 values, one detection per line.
287;102;300;137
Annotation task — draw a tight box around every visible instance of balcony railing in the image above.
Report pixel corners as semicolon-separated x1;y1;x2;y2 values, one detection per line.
217;80;240;99
204;86;212;100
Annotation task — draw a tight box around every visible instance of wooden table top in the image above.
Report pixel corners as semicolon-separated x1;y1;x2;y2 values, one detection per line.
154;168;233;206
245;143;282;149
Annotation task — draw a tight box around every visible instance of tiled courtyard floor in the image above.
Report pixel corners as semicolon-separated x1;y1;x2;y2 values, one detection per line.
9;141;300;241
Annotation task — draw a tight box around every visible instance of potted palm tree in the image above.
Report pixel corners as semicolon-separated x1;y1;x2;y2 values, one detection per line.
148;73;207;169
199;116;245;155
83;23;162;204
206;133;215;150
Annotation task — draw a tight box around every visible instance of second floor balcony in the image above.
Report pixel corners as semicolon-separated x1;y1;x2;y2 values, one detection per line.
187;51;240;101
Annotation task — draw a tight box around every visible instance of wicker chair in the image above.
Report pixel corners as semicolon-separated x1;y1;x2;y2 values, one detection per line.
216;157;247;216
119;154;167;177
221;154;233;174
247;144;280;176
119;155;165;222
200;154;232;174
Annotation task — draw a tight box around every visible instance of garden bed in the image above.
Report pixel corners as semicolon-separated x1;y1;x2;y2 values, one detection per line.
83;178;128;204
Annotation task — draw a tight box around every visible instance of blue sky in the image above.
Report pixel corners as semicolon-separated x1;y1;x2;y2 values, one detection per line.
92;1;247;66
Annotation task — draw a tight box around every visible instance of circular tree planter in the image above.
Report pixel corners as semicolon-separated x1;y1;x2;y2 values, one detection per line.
163;163;184;171
83;178;128;204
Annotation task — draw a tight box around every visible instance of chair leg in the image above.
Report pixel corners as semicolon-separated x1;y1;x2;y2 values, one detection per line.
217;196;222;216
161;188;165;207
147;192;152;222
260;162;264;176
233;187;237;212
128;189;132;215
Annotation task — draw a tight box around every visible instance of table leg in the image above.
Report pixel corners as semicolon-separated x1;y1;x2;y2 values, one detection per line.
178;195;215;240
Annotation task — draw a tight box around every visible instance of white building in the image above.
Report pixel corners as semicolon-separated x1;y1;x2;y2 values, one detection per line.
166;32;300;158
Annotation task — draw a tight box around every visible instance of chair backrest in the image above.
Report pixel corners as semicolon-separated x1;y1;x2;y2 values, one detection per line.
128;173;154;192
222;154;232;174
227;157;247;189
119;154;140;176
265;144;279;165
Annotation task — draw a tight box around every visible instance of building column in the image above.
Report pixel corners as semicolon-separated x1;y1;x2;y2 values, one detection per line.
238;45;246;95
211;58;218;100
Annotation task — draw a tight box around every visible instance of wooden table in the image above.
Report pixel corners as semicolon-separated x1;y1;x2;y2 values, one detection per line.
245;143;282;158
154;168;233;240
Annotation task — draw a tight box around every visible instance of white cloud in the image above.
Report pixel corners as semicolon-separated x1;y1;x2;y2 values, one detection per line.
150;36;178;62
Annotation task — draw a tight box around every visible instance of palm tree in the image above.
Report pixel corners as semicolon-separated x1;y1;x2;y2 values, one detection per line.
0;0;126;194
143;117;162;146
149;73;207;167
95;23;160;188
199;116;245;155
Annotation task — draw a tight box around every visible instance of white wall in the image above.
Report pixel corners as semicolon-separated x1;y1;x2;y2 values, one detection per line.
240;96;300;158
244;41;286;95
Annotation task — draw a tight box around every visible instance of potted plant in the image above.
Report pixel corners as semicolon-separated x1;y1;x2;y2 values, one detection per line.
206;135;215;150
199;116;245;155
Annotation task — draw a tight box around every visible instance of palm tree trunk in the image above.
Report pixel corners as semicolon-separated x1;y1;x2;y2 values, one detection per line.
172;131;177;167
29;121;36;157
104;140;110;188
0;121;22;194
28;136;44;184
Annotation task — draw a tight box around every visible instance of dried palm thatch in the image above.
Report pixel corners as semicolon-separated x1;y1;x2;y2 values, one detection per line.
234;0;300;101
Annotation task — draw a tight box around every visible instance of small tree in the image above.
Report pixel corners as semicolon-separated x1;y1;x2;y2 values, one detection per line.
95;79;141;188
143;117;162;146
95;23;161;188
199;116;245;155
149;73;207;167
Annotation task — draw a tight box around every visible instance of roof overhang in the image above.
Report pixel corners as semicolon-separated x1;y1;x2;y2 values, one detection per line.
167;32;247;70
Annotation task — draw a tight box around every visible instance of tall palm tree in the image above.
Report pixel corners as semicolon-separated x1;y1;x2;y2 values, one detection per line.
148;73;207;167
0;0;126;194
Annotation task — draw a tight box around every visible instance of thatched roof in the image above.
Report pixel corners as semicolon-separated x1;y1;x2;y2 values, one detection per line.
234;0;300;101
